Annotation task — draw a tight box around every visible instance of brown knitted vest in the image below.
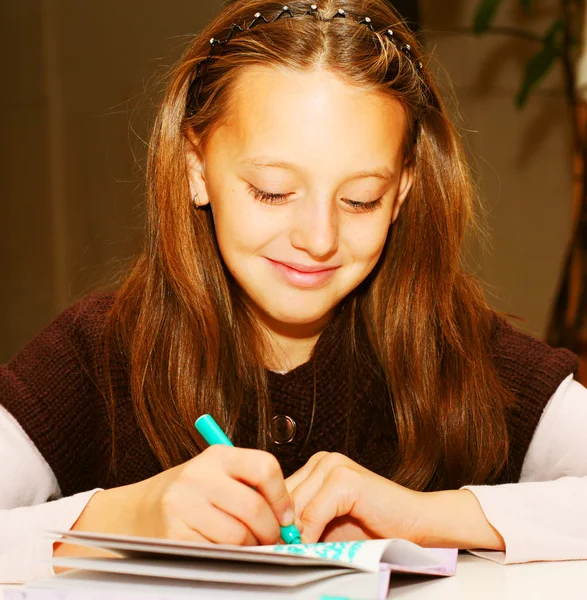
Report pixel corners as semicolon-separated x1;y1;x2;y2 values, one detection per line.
0;293;578;497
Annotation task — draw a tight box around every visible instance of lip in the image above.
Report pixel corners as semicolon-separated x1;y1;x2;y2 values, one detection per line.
265;258;340;289
272;260;340;273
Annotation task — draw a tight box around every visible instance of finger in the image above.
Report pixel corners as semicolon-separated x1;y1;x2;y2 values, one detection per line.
289;452;348;518
168;528;212;543
300;465;361;544
162;514;215;544
185;500;260;546
285;451;329;494
215;447;295;527
164;486;259;546
208;478;281;545
321;517;377;543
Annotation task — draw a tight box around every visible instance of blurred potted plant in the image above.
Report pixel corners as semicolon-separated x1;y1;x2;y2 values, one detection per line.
473;0;587;377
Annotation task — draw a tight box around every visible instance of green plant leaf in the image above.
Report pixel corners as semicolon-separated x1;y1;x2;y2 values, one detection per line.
515;20;563;108
544;19;564;46
473;0;505;34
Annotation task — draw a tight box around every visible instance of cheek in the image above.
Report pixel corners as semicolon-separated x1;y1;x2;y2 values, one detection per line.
346;219;391;265
212;197;278;258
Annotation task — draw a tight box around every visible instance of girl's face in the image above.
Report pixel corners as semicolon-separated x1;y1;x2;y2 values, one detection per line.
188;66;413;336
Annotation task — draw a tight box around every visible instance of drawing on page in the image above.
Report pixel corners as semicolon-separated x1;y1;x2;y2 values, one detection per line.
271;540;367;562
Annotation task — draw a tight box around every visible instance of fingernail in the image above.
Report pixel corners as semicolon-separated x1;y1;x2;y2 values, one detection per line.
281;508;294;526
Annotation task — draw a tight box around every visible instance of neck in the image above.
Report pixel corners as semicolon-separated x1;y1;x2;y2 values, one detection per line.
263;330;322;372
253;311;335;373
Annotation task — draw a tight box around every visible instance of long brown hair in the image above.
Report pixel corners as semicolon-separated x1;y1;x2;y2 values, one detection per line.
105;0;515;491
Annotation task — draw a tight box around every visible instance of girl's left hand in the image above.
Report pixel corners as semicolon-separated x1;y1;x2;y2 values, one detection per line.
285;452;425;545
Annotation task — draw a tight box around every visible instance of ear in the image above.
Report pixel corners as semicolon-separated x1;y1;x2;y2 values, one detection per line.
391;159;414;224
184;132;210;207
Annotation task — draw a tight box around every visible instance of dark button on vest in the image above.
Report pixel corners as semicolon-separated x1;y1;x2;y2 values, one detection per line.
270;414;296;444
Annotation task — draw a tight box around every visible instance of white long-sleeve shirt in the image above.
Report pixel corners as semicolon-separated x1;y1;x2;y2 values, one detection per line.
1;374;587;583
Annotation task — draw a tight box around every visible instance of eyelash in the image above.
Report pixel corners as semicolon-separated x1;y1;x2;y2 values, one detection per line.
247;185;383;213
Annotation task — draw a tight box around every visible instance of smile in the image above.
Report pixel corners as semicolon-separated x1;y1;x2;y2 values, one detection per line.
264;258;339;289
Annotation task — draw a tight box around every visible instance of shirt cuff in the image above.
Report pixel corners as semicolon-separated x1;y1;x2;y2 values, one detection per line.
0;488;102;583
463;478;587;564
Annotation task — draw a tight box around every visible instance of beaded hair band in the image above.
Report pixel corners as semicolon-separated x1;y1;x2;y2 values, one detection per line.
186;3;425;116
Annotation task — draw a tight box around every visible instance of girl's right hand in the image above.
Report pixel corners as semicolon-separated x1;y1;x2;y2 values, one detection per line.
56;445;295;551
136;445;295;545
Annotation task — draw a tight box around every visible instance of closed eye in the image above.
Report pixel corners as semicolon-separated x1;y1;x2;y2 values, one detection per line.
248;185;288;204
247;185;383;213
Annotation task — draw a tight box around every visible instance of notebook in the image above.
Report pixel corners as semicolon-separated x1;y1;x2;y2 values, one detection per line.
5;529;457;599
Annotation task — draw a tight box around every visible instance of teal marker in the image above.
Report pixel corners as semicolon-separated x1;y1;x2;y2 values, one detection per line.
195;414;302;545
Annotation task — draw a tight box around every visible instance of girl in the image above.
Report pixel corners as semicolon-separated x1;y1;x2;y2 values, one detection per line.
2;0;587;583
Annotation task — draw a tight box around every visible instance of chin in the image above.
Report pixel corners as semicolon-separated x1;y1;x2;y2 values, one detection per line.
267;305;335;327
244;289;337;328
276;313;324;325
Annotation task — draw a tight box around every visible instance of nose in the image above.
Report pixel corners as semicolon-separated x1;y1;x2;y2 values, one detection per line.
289;196;339;258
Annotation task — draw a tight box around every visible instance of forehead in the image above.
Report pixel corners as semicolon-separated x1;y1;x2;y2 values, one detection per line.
209;66;408;172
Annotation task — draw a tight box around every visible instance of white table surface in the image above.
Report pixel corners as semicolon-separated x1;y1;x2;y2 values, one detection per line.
2;555;587;599
388;554;587;599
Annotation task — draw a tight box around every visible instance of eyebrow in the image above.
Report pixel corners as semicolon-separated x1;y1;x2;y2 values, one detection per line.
240;156;396;182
